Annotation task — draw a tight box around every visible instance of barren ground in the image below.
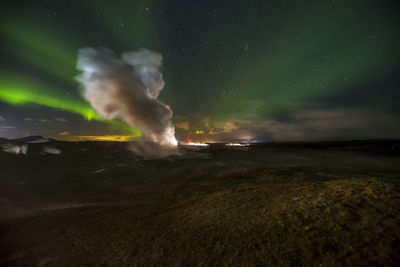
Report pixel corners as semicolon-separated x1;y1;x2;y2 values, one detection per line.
0;141;399;266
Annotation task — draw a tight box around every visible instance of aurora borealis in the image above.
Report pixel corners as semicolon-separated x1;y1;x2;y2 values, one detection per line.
0;0;399;141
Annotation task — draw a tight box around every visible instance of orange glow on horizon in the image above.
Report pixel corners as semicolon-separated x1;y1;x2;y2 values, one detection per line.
63;135;135;142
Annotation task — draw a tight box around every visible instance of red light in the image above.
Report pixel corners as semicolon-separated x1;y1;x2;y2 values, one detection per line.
185;137;192;143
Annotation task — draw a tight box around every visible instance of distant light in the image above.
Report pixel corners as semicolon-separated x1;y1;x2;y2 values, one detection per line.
225;143;249;147
181;142;209;147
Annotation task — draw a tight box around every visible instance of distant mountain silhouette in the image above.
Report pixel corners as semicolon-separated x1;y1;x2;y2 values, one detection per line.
11;135;49;143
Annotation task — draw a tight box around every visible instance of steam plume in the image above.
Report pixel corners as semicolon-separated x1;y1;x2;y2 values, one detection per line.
2;143;28;155
76;48;179;158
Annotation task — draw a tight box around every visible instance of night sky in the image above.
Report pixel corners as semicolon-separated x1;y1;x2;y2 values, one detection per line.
0;0;399;142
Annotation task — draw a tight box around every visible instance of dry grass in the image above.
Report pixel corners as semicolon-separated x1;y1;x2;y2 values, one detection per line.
130;178;400;266
1;175;399;266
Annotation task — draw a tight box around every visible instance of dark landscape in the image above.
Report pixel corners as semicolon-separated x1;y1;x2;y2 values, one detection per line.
1;139;400;266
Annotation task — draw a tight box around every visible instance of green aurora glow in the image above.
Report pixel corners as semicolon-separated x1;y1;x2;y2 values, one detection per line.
0;72;141;137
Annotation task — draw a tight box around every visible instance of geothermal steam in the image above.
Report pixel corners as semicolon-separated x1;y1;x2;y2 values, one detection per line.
76;48;179;158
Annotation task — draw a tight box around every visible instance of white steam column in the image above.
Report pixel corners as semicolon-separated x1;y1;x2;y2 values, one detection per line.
76;48;179;158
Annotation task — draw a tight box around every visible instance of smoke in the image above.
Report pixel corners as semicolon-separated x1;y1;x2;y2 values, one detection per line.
2;143;28;154
43;146;61;155
76;48;179;158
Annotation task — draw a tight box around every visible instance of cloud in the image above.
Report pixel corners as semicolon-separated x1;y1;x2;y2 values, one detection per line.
0;126;15;129
59;131;69;136
24;118;53;123
174;121;190;130
77;48;179;158
56;118;67;122
174;115;188;120
221;119;250;133
211;106;400;142
282;107;400;140
201;117;210;128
